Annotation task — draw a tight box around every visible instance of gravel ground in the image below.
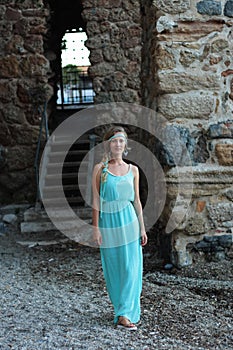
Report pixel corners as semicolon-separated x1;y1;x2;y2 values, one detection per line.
0;227;233;350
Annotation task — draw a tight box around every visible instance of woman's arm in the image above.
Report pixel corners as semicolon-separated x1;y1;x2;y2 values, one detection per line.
132;165;148;246
92;163;102;246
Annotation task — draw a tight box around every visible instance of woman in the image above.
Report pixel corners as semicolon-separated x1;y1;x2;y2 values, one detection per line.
92;126;147;330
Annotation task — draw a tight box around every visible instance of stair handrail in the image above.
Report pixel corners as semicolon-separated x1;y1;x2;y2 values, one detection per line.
34;100;50;208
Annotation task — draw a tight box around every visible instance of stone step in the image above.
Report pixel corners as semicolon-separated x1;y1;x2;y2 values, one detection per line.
23;207;92;222
42;196;84;206
43;184;86;192
20;218;92;233
47;161;88;168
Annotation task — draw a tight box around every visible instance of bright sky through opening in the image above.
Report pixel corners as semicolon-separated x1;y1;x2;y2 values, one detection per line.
61;30;90;67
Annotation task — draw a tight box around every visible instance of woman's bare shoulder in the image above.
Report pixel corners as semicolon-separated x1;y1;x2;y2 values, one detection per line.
130;164;139;177
93;163;104;174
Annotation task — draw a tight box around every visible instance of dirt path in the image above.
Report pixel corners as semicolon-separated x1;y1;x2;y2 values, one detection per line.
0;228;232;349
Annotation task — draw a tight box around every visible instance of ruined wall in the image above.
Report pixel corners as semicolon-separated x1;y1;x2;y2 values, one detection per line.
0;0;52;203
82;0;142;106
0;0;232;266
146;0;233;266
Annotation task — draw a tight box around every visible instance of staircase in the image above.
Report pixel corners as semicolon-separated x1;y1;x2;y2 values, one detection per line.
21;132;101;246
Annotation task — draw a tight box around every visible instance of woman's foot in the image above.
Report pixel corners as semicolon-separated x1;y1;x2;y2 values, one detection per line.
117;316;137;331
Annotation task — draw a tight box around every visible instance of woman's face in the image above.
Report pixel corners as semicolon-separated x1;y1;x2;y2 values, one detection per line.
109;133;126;157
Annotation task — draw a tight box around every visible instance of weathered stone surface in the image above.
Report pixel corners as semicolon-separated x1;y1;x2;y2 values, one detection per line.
0;55;19;78
85;34;110;50
89;49;103;64
0;122;12;146
158;92;215;119
207;202;233;227
211;39;229;53
197;1;222;16
2;104;26;124
20;54;49;77
223;187;233;201
9;125;39;145
158;20;224;42
24;35;43;53
82;8;110;22
185;215;207;235
89;62;115;77
5;7;22;21
156;15;178;33
5;35;25;54
155;45;176;69
179;50;198;67
156;125;195;166
6;146;35;171
0;80;17;103
158;71;221;93
224;0;233;17
208;121;233;138
215;144;233;165
153;0;190;13
3;213;17;224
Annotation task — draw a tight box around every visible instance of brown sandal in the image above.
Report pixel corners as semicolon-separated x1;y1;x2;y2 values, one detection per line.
117;316;137;331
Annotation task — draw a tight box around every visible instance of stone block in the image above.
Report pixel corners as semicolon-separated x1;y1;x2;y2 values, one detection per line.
197;1;222;16
215;144;233;165
156;124;196;166
208;121;233;138
224;0;233;17
155;45;176;70
179;50;198;67
20;54;49;77
196;201;206;212
6;146;34;171
153;0;190;13
158;20;224;42
0;55;19;78
5;7;21;21
207;202;233;227
158;71;221;93
211;39;229;53
158;92;214;119
2;104;26;124
3;214;17;224
0;80;17;103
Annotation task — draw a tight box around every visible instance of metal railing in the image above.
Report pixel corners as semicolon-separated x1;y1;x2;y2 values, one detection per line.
57;70;95;109
34;101;50;207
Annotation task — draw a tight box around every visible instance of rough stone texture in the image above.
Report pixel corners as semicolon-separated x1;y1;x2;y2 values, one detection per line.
84;0;142;107
158;92;215;119
157;20;224;42
208;121;233;138
158;71;221;93
197;1;222;16
0;0;51;203
215;143;233;165
224;0;233;17
153;0;191;13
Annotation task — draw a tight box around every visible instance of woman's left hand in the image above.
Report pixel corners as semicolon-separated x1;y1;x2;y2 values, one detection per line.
141;231;148;246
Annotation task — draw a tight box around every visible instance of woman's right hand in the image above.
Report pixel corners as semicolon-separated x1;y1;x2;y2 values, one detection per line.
93;228;102;246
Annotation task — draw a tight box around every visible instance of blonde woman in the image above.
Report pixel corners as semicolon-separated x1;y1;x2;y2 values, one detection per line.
92;126;147;330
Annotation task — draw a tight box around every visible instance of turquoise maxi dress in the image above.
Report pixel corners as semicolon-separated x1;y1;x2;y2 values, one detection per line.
99;164;143;324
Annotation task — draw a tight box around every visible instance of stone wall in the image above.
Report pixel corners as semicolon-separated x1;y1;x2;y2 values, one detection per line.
0;0;232;266
0;0;52;203
82;0;142;105
146;0;233;266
